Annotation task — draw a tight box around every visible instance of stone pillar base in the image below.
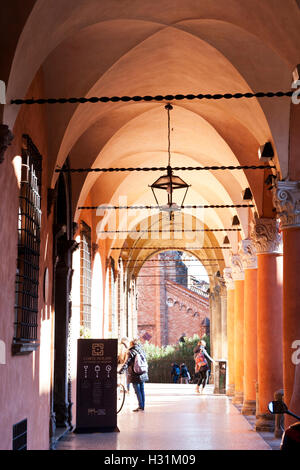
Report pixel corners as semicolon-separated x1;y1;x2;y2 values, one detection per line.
226;383;235;397
241;399;256;415
232;391;244;405
255;413;275;432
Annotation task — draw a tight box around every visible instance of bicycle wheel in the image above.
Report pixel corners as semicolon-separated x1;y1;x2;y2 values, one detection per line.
117;383;126;413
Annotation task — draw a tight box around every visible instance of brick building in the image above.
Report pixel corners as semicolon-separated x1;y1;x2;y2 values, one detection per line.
137;252;210;346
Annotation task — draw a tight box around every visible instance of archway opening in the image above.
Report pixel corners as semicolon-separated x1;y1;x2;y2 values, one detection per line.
136;249;210;347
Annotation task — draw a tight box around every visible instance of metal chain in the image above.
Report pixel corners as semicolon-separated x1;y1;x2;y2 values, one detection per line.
56;164;274;173
110;246;230;250
96;227;241;233
78;204;253;209
123;259;223;262
11;90;293;105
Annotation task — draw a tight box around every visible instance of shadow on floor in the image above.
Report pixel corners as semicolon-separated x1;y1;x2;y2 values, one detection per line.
232;402;281;450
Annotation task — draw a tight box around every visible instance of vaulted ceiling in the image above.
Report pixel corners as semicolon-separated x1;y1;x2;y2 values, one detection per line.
3;0;300;269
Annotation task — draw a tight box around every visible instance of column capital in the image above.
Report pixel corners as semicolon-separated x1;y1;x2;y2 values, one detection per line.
230;253;245;281
250;216;282;254
239;239;257;269
214;274;226;296
223;267;234;290
273;180;300;229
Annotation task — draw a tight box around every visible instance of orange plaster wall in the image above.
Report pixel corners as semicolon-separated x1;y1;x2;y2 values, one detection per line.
0;70;53;450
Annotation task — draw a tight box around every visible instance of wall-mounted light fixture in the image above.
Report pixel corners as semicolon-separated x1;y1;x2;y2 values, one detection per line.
242;187;253;200
232;215;240;226
258;142;274;161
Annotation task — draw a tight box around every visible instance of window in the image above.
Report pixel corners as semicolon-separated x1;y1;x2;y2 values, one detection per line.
13;135;42;355
80;221;92;333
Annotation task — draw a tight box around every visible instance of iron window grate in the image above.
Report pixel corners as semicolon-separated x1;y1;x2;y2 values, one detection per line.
80;221;92;331
13;135;42;352
13;419;27;450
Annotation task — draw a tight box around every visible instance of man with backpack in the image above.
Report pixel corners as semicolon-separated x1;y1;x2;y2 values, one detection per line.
179;363;191;384
119;338;149;412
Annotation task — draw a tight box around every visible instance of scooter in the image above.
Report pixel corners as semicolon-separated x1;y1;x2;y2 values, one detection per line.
268;400;300;450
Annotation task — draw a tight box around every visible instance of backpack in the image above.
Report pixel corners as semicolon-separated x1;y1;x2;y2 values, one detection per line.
180;365;189;377
133;351;148;375
194;350;207;372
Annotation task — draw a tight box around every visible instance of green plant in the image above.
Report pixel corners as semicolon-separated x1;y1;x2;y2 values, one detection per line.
143;334;210;383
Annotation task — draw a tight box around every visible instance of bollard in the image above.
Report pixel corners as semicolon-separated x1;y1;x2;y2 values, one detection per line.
274;389;284;438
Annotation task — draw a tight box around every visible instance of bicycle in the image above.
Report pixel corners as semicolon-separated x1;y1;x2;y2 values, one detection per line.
117;382;126;413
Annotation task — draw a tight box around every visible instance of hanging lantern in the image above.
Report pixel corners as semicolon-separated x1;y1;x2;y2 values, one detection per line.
149;104;190;218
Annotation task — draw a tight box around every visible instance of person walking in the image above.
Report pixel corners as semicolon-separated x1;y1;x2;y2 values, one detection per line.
118;336;130;392
171;362;180;383
118;338;148;412
194;340;215;394
179;363;190;384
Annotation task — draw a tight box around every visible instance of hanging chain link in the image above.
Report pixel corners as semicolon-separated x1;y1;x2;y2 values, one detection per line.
11;90;293;105
78;204;253;210
56;164;274;173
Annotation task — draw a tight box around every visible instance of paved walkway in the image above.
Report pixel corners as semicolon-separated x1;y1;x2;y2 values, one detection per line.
55;383;276;451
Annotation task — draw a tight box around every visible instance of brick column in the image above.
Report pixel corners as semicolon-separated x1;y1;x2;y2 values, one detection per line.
251;216;283;431
274;181;300;425
240;239;258;415
224;267;235;396
231;254;245;405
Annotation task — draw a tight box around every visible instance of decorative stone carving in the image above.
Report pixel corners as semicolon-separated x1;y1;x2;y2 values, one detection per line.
214;274;226;296
223;267;234;290
239;239;257;269
250;215;281;254
0;124;13;164
273;180;300;229
230;253;244;281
